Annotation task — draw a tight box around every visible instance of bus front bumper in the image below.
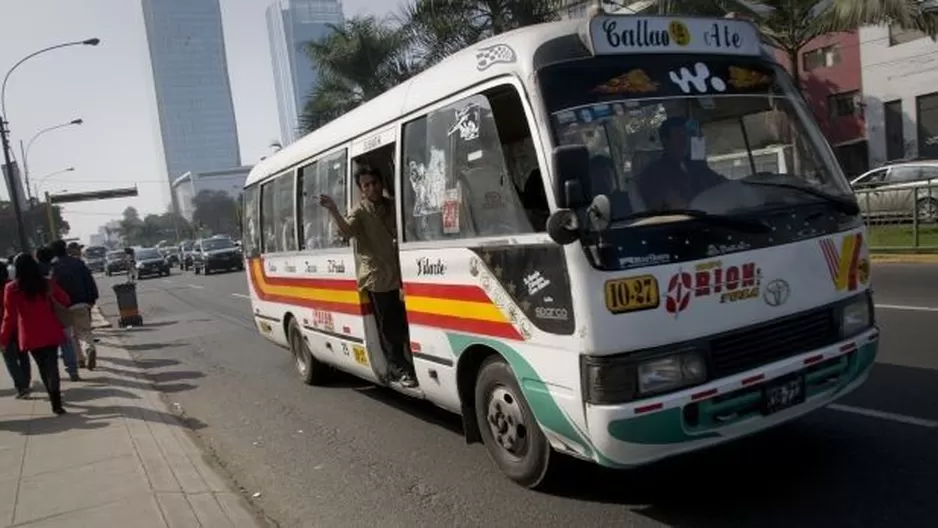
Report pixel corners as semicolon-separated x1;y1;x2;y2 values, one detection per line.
584;328;879;468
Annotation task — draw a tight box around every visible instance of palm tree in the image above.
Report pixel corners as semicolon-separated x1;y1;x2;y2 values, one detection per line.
401;0;560;67
299;16;417;134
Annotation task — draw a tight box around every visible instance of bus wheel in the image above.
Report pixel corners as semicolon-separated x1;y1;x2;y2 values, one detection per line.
288;319;328;386
474;356;551;488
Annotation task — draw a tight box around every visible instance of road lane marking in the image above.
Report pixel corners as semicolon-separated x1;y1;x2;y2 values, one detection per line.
188;284;204;289
828;404;938;428
875;303;938;313
232;293;251;299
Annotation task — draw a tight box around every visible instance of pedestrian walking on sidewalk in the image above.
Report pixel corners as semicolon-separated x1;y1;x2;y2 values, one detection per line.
50;240;99;371
0;253;71;414
0;264;31;398
36;245;81;380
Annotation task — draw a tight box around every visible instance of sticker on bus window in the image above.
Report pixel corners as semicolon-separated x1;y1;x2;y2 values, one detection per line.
442;188;461;234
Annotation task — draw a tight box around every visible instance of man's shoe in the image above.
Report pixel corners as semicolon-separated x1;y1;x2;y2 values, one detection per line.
69;373;81;382
87;349;97;371
398;374;418;388
14;389;29;399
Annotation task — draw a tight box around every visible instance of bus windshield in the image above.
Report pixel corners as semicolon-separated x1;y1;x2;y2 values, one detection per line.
539;54;858;269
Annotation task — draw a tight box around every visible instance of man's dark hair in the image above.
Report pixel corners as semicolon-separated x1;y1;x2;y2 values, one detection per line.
658;116;687;144
354;165;382;188
36;247;54;264
49;239;68;258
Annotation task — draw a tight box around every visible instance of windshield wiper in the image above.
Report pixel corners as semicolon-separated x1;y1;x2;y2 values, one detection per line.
612;209;770;233
742;181;860;215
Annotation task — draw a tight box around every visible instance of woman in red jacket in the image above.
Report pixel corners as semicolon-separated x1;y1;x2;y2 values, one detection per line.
0;253;70;414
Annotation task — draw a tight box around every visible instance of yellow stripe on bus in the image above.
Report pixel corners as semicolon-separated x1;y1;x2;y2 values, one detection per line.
404;295;508;323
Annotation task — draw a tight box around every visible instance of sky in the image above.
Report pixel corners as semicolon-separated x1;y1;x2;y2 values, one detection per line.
0;0;406;243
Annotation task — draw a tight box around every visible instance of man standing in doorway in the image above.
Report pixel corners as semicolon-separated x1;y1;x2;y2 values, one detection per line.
49;240;99;371
318;165;417;388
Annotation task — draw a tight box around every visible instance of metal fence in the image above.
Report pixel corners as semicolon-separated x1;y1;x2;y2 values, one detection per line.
854;182;938;252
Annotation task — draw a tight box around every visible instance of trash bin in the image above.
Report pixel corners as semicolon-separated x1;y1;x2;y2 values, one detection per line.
113;281;143;327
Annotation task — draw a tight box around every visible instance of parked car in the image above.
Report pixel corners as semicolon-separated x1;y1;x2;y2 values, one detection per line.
105;250;131;276
850;161;938;222
192;236;243;275
134;247;171;279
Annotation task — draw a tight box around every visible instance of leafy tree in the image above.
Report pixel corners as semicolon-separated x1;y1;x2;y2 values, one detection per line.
0;200;70;255
115;206;191;247
191;190;239;238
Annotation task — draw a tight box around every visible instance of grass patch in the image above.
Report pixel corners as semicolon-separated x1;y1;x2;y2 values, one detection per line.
866;223;938;249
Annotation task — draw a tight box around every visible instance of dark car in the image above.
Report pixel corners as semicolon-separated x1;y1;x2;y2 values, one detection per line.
105;250;131;276
134;247;171;279
193;236;243;275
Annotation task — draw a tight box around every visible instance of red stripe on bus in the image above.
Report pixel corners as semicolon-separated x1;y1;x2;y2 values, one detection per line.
403;282;492;303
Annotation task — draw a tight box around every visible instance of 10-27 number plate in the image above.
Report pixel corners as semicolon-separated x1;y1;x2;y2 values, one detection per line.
604;275;660;314
763;376;805;415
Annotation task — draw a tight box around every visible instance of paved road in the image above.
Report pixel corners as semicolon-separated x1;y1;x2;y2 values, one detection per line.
93;263;938;528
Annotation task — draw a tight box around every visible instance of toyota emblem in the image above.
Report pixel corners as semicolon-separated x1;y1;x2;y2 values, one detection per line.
763;279;790;307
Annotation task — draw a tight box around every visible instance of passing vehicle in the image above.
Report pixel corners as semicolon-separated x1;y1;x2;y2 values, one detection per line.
83;245;108;273
105;250;131;276
192;236;243;275
133;247;171;278
240;12;877;488
850;161;938;222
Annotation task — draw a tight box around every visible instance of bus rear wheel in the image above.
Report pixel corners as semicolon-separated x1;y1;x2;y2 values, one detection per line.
474;356;551;488
288;319;328;386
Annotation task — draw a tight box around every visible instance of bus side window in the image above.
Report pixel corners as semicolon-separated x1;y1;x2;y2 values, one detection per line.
242;184;261;258
260;180;277;253
260;171;296;253
299;149;349;250
401;84;537;242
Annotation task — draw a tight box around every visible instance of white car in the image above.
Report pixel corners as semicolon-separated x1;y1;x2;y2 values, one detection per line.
850;161;938;222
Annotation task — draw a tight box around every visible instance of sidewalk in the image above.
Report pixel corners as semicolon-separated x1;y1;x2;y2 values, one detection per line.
0;308;262;527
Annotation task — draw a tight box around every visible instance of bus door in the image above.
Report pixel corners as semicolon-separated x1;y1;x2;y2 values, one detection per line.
347;127;409;386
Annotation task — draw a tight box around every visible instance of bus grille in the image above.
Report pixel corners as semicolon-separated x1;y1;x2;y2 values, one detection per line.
708;308;838;378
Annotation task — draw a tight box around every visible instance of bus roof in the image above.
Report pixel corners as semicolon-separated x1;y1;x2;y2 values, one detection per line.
245;14;767;188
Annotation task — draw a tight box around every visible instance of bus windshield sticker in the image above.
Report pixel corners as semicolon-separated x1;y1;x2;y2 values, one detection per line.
593;69;659;95
589;16;762;57
669;62;726;94
409;147;447;217
727;65;773;89
442;187;461;234
448;104;481;141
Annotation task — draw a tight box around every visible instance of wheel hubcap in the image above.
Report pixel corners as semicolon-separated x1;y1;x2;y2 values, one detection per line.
486;386;528;458
291;331;308;376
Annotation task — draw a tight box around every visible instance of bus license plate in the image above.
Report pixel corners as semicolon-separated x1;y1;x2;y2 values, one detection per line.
352;345;369;367
763;376;805;415
604;275;660;314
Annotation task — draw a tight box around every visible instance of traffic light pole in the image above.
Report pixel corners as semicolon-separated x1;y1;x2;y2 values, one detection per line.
0;116;29;252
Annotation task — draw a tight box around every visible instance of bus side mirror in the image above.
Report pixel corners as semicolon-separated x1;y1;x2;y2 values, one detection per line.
546;209;579;246
553;145;590;209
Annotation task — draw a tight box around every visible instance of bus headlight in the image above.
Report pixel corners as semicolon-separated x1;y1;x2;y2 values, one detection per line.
840;294;873;339
637;350;707;396
581;348;707;405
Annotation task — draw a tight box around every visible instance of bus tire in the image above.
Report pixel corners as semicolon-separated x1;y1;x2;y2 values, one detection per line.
474;356;550;488
288;318;328;386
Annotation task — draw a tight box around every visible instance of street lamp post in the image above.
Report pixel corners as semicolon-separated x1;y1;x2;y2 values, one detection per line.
19;118;83;200
0;37;100;252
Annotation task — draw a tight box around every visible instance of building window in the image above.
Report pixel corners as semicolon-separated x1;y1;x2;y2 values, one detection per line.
889;24;926;46
803;45;841;71
829;91;860;118
884;99;905;162
917;92;938;159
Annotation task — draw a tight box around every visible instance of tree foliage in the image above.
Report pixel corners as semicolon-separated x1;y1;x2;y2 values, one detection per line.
118;206;193;248
0;200;70;256
191;190;240;239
